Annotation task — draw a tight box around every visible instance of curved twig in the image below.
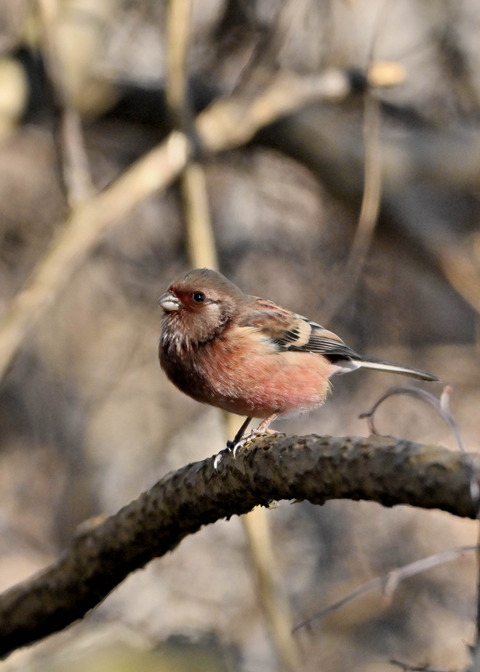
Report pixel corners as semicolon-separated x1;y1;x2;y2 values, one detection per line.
293;544;477;633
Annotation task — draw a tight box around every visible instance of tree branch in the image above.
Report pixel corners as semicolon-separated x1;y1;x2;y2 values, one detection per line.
0;433;477;658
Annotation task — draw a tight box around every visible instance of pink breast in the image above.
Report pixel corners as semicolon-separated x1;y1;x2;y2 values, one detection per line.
198;336;337;418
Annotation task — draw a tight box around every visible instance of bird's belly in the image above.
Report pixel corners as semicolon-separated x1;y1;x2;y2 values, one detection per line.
195;346;335;418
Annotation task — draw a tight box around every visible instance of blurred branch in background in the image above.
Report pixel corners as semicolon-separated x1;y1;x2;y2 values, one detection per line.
166;0;217;270
323;2;392;320
293;544;478;633
323;90;383;323
0;65;370;383
0;130;189;384
260;100;480;319
241;504;301;672
0;433;477;659
35;0;93;206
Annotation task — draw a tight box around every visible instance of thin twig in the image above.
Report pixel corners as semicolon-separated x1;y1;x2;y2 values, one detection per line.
324;0;393;321
359;385;480;505
242;505;302;672
360;384;480;507
166;0;218;270
36;0;94;206
360;383;480;657
348;91;383;275
293;545;477;633
359;385;464;451
181;164;218;269
323;87;382;323
165;0;192;130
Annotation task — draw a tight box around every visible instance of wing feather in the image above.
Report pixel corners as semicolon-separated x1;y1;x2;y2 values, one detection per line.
239;300;361;362
237;299;437;380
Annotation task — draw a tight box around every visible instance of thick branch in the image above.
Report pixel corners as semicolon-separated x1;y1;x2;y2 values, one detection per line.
0;433;477;658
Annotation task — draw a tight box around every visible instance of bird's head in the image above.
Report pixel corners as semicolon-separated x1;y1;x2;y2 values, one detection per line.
159;268;245;349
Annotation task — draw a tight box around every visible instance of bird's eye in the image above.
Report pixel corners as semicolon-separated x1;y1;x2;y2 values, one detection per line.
192;291;206;303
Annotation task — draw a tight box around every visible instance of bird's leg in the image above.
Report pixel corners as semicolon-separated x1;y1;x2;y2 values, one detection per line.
256;413;279;435
215;414;280;468
227;416;253;449
231;413;279;458
214;416;252;469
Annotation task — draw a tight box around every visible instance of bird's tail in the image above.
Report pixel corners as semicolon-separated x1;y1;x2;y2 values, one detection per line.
355;356;438;381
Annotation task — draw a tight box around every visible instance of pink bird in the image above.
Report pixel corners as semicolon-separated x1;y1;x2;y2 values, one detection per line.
159;268;437;447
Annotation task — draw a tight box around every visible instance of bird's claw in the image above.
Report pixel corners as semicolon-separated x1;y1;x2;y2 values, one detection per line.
214;428;279;469
230;429;278;458
230;435;254;459
213;450;227;470
213;439;250;469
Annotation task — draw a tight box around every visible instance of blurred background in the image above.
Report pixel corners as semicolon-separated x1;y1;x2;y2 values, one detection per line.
0;1;480;670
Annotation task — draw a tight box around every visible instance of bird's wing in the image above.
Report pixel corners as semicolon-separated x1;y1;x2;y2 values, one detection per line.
239;298;361;362
239;299;437;380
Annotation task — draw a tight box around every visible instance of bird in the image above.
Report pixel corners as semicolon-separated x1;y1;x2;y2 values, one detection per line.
158;268;437;447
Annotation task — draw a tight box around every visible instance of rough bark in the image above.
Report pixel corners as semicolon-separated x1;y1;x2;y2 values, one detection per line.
0;433;477;658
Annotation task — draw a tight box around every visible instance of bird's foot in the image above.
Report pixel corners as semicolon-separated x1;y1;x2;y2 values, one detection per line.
228;427;279;458
213;417;278;470
213;439;250;469
213;433;255;469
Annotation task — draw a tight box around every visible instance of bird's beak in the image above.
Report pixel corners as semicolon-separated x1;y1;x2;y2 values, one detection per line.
158;290;182;312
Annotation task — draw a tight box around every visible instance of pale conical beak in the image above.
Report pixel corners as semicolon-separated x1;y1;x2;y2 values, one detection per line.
158;290;182;312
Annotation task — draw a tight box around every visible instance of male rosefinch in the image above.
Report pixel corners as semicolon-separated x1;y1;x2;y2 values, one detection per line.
159;268;436;444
